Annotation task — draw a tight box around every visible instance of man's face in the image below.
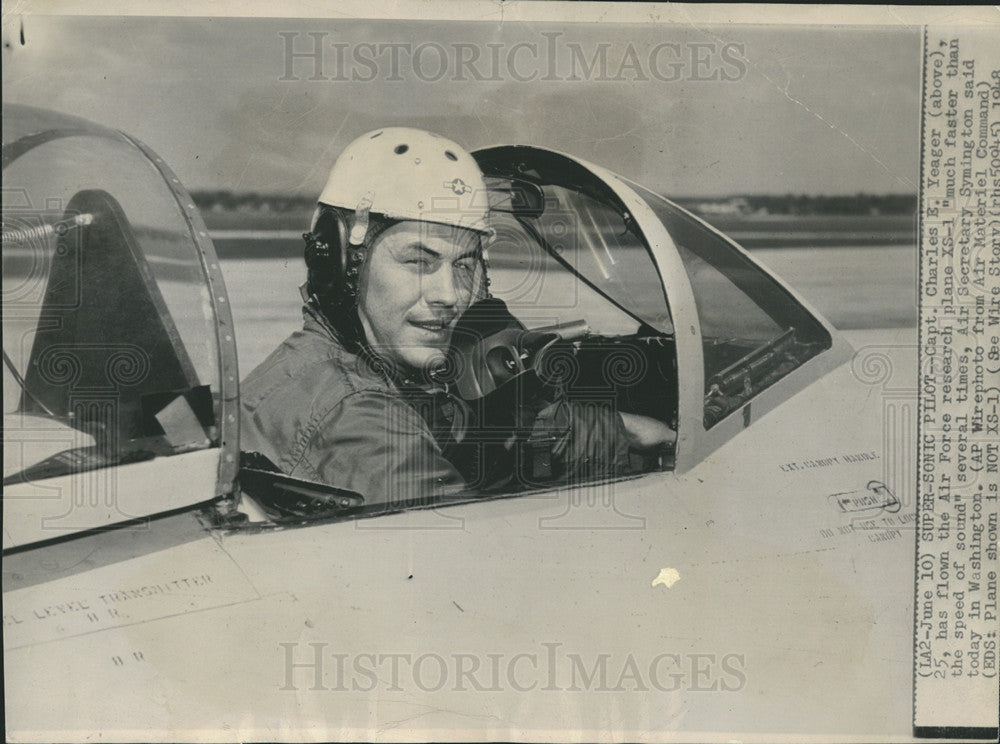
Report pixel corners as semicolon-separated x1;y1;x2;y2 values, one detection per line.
357;220;482;373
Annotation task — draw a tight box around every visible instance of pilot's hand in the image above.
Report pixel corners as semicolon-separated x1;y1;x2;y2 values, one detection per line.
618;412;677;453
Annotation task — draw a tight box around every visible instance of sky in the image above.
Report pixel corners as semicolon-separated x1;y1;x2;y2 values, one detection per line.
2;13;921;197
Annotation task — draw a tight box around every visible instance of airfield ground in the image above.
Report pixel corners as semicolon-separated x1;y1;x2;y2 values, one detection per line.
211;213;917;372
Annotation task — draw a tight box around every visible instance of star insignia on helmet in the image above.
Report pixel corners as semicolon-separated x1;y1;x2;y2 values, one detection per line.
446;178;472;195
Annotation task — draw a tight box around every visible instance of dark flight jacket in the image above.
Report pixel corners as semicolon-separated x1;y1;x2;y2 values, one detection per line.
240;305;631;505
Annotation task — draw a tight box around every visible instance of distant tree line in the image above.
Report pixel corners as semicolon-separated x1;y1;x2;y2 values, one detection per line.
719;193;914;216
671;193;917;216
190;190;917;217
191;191;315;213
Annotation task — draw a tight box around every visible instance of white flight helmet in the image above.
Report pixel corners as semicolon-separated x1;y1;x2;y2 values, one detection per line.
316;127;492;242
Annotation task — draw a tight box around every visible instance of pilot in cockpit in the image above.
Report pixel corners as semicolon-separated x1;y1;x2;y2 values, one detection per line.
239;128;674;505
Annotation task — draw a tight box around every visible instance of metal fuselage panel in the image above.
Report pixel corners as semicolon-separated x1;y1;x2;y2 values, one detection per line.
3;334;918;740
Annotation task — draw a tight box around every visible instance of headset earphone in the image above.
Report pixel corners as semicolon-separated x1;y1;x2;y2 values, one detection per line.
300;206;365;346
302;206;353;297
